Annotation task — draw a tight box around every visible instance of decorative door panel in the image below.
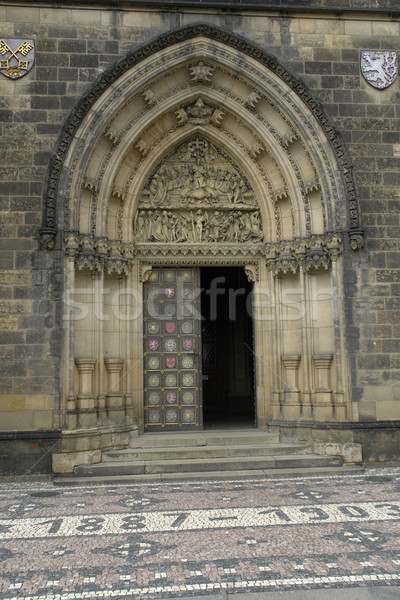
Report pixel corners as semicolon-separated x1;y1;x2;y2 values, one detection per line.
143;267;202;431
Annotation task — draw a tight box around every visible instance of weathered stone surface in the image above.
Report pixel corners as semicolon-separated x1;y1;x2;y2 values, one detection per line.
52;450;101;474
312;442;363;464
0;0;400;472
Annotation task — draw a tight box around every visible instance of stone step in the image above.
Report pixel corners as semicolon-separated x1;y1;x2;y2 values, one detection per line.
55;465;364;486
74;453;343;478
102;442;311;462
129;429;279;448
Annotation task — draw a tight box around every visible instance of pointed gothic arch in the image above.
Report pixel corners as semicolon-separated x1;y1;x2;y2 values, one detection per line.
40;24;363;252
45;25;363;465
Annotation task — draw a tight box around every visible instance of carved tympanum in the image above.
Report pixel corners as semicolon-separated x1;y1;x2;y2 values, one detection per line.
133;137;264;244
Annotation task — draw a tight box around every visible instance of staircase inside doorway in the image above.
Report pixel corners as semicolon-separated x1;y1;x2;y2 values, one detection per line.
55;429;363;484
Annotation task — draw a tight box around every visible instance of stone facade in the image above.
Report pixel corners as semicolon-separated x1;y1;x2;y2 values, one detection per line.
1;0;400;475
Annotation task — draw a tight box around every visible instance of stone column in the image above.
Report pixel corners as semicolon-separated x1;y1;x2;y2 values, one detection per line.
94;270;107;425
75;359;97;428
135;264;148;432
281;355;301;420
104;359;125;424
313;354;333;420
270;271;282;419
299;265;312;418
329;250;348;420
123;255;134;424
64;234;79;430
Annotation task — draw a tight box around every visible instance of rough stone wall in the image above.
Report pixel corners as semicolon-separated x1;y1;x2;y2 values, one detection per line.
0;1;399;470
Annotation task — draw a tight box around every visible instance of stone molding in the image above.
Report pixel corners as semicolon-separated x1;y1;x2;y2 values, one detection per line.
40;24;363;251
65;232;133;276
64;230;342;276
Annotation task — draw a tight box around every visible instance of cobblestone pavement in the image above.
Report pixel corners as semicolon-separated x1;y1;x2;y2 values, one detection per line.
1;469;400;599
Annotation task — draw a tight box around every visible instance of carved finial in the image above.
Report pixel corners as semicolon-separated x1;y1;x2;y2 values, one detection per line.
122;244;134;260
95;238;109;256
177;98;223;126
135;139;147;155
326;232;343;259
64;231;79;256
282;131;297;147
265;242;279;261
108;240;122;257
246;90;261;108
104;128;120;144
141;88;156;107
84;177;98;192
80;234;95;252
175;108;188;125
294;237;309;257
305;180;319;193
250;143;265;159
273;188;288;201
186;97;213;122
112;185;125;200
211;108;225;126
188;61;214;83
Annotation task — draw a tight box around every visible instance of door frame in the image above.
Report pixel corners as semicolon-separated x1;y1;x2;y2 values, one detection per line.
136;258;263;434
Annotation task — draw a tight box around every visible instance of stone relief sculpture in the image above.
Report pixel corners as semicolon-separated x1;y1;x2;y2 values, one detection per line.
133;137;264;244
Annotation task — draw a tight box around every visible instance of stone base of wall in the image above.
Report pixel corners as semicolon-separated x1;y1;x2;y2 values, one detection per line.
353;423;400;465
269;420;400;465
0;430;61;476
52;424;138;474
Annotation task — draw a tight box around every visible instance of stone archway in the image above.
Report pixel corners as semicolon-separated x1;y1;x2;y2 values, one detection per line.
43;26;364;471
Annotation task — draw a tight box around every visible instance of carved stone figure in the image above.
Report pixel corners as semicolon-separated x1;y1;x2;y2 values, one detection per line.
193;210;207;242
133;137;264;244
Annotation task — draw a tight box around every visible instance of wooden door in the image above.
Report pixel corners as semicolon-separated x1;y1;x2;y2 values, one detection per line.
143;267;202;431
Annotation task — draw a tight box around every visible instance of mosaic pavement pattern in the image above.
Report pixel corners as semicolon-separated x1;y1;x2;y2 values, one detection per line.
1;469;400;599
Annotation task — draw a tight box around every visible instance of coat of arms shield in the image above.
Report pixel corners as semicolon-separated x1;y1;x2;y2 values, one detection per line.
166;392;177;404
0;39;35;79
183;339;193;351
165;322;176;334
148;339;159;351
361;51;398;89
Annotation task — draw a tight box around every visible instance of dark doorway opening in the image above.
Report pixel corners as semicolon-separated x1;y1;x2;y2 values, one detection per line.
200;267;255;428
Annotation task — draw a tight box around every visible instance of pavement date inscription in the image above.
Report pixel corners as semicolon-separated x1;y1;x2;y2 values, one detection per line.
1;501;400;539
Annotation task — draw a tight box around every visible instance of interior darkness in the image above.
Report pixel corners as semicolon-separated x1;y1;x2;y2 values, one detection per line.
200;267;255;428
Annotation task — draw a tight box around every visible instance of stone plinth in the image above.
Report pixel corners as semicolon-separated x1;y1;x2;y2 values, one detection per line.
313;355;333;420
104;359;125;424
75;359;97;428
281;355;301;420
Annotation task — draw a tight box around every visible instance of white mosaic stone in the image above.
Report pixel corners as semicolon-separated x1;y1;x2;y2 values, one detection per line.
2;499;400;539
